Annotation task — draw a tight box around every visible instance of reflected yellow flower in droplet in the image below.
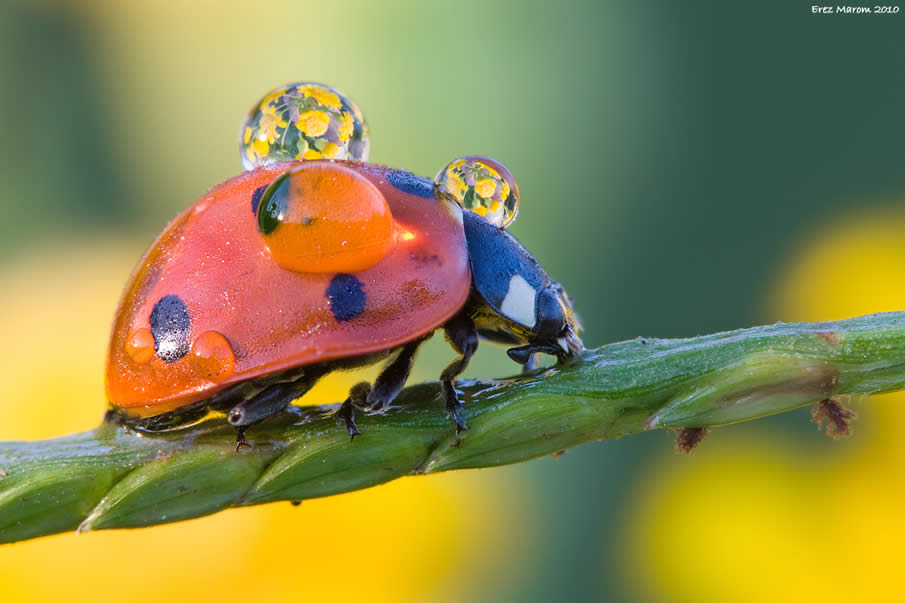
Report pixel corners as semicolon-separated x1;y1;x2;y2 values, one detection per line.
321;142;342;159
259;88;285;112
443;170;467;200
500;179;511;202
252;138;270;161
626;205;905;603
298;84;342;111
258;110;287;142
297;110;331;138
338;111;355;142
0;241;520;603
475;178;497;199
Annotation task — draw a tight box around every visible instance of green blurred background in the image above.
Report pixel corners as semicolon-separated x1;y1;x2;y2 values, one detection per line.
2;1;905;601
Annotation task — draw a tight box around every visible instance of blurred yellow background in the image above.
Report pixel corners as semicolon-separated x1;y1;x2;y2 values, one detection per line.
1;1;905;601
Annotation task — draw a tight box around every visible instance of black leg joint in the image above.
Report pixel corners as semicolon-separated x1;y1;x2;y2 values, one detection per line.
366;338;424;410
440;312;479;432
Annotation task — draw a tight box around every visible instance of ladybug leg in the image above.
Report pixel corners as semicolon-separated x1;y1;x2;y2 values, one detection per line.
441;312;478;433
228;382;300;443
337;382;371;439
507;343;561;366
365;338;426;411
228;370;324;446
234;426;250;451
336;339;426;439
522;353;540;373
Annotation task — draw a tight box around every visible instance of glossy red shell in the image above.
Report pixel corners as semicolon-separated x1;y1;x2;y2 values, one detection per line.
106;161;470;418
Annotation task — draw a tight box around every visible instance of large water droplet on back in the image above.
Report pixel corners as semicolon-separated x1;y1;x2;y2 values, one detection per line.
256;162;395;274
240;82;370;170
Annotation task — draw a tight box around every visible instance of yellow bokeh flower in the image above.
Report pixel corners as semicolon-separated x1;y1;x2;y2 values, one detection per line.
475;178;497;199
243;126;252;145
339;110;355;142
297;110;331;138
626;204;905;603
304;147;322;159
299;84;341;110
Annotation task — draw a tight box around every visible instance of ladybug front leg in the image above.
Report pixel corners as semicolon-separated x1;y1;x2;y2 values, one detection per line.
441;311;478;433
521;353;540;373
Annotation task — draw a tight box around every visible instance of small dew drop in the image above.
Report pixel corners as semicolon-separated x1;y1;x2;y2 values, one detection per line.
434;155;520;228
190;330;236;382
126;328;155;364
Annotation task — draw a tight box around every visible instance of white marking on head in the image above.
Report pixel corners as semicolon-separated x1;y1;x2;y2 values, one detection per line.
500;274;536;328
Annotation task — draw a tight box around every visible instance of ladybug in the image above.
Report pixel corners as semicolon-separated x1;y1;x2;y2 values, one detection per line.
105;84;583;446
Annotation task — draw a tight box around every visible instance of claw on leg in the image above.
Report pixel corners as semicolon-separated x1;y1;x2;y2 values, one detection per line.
812;398;856;439
442;381;468;433
234;426;250;452
338;401;361;440
337;382;370;440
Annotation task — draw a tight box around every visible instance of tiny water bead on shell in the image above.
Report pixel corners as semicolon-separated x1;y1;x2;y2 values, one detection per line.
256;162;395;274
240;82;370;170
125;328;155;364
190;330;236;382
434;156;520;228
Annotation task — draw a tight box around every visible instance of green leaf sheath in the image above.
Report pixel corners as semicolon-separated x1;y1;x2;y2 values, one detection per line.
3;312;905;544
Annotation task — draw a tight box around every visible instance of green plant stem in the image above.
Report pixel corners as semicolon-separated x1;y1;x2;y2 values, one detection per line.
3;312;905;544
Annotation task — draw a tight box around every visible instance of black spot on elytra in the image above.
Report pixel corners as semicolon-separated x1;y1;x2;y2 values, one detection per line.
149;295;191;362
326;274;366;322
251;186;267;215
386;169;434;198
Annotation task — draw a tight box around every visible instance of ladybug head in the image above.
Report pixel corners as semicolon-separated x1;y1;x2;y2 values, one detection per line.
532;281;583;359
505;281;583;365
462;210;584;364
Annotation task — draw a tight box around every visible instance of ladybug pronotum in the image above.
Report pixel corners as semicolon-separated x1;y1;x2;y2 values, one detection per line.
105;83;583;446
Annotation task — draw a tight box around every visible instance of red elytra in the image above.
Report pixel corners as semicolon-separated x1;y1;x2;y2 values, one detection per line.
106;161;470;418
